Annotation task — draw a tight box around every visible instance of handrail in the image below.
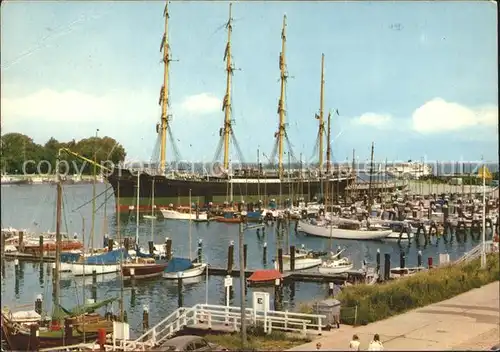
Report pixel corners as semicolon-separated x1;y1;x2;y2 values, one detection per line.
120;303;328;351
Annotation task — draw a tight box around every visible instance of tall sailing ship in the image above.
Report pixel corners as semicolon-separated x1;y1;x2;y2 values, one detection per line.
107;3;359;213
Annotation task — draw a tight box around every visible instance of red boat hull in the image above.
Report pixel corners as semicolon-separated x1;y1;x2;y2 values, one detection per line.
215;217;242;224
121;263;168;279
23;241;83;253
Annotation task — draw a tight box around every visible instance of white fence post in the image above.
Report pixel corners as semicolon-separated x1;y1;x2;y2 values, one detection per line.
354;305;358;326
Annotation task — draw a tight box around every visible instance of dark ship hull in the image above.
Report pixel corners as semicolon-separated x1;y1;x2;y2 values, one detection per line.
106;168;353;213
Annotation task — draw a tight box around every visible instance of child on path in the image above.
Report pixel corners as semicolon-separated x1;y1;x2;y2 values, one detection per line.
349;334;361;351
368;334;384;351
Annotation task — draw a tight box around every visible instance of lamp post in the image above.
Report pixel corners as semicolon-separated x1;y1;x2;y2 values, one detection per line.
238;210;247;348
481;161;487;269
238;211;265;348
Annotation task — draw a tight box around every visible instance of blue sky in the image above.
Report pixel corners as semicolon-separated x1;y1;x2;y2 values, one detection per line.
1;1;498;165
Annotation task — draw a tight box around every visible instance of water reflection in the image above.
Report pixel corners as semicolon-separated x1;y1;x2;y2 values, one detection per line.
0;184;486;337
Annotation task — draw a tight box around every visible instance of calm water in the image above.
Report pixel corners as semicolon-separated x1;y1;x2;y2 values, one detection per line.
0;183;484;337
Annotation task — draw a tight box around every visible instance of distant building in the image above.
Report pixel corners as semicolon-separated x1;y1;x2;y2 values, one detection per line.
449;177;463;185
386;161;432;179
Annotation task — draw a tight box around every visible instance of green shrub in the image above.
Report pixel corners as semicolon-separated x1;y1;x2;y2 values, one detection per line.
337;253;499;325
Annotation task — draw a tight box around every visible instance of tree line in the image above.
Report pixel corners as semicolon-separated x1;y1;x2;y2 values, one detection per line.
0;133;127;175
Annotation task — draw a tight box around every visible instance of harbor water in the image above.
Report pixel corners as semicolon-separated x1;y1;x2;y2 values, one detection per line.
0;183;486;337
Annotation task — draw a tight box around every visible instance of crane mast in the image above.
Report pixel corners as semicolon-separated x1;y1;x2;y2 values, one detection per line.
159;2;171;175
277;14;287;179
222;3;234;171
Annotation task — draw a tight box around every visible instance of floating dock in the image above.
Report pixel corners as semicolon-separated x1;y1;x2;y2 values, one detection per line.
207;266;365;283
2;251;56;262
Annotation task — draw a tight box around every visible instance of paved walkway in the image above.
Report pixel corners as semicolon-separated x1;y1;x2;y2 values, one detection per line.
289;281;499;351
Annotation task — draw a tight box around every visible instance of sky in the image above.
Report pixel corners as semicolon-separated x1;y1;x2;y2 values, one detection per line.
1;1;498;165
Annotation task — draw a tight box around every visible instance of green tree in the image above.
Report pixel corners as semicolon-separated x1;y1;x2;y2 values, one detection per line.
0;133;126;175
0;133;44;174
73;136;126;174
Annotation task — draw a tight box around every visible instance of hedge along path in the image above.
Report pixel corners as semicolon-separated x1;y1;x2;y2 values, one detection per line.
337;253;500;325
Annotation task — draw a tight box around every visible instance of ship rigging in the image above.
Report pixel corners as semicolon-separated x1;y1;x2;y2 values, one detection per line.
105;2;367;213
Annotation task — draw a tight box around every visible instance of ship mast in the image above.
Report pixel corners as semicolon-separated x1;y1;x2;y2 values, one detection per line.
318;53;325;172
277;14;287;179
222;3;234;171
325;110;332;204
326;110;332;174
159;2;171;174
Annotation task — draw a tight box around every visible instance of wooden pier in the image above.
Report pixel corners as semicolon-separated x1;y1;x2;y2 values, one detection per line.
207;266;365;283
2;251;56;262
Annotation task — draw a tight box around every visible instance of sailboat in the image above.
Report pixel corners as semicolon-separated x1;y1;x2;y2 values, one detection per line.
59;158;125;276
122;172;168;279
132;178;167;257
163;189;207;279
143;178;157;220
318;249;354;274
160;206;209;221
319;105;353;276
274;244;322;271
1;154;115;350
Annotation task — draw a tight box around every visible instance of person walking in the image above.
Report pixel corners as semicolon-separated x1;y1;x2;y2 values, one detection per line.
349;334;360;351
316;342;322;350
368;334;384;351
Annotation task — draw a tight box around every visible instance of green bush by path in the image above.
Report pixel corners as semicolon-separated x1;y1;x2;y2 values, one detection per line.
337;253;499;325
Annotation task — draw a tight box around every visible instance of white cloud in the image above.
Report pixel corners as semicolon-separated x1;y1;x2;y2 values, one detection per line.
1;89;119;122
0;88;159;159
353;113;393;128
177;93;220;115
412;98;498;134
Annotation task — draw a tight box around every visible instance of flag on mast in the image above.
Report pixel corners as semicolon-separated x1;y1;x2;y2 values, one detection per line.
477;165;492;180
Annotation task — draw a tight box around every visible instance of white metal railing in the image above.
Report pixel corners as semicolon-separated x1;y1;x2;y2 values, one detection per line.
195;303;325;335
121;304;326;351
120;306;195;351
455;241;494;264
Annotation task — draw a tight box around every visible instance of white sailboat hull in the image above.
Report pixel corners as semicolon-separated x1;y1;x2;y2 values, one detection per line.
274;258;322;271
318;262;354;274
163;262;207;279
298;221;391;240
160;209;208;221
59;262;120;276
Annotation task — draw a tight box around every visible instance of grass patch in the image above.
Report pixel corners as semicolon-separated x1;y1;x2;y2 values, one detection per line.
204;329;311;351
335;253;499;325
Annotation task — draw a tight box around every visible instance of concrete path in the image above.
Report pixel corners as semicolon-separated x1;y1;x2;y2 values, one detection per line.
289;281;499;351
